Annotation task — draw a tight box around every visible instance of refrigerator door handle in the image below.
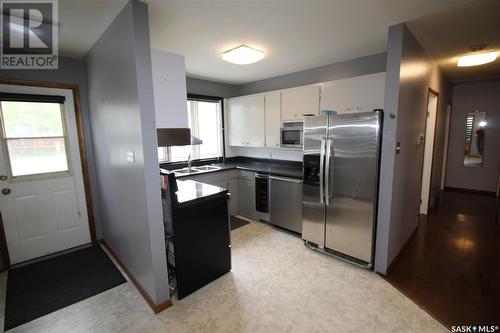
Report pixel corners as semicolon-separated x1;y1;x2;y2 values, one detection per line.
325;138;333;205
319;138;326;204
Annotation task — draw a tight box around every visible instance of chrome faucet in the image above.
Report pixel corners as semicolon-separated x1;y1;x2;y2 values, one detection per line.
187;153;192;171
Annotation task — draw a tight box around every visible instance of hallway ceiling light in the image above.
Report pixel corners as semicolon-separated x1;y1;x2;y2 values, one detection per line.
222;45;265;65
479;121;487;127
457;51;498;67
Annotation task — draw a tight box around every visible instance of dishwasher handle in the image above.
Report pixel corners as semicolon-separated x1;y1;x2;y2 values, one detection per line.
269;175;302;184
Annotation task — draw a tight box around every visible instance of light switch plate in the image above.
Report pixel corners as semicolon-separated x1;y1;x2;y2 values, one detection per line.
126;150;135;163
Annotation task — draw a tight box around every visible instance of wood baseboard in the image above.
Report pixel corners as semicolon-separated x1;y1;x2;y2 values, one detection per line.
444;186;496;197
99;239;172;314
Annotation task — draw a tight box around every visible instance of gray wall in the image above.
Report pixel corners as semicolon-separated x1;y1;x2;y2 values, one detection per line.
375;24;451;274
186;77;240;97
237;52;386;95
85;0;168;305
187;52;386;99
445;80;500;192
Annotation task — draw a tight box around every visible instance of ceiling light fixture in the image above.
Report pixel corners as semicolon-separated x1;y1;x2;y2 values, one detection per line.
222;45;265;65
457;51;498;67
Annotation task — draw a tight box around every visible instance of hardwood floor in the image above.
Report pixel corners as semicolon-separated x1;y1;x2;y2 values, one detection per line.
384;190;500;329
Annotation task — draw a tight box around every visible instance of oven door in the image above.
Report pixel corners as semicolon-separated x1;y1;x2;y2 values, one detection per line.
280;129;302;148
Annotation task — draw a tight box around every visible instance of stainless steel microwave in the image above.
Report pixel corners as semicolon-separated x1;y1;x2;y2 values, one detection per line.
280;123;303;148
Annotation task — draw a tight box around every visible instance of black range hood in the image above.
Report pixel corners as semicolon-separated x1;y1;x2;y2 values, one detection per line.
157;128;203;147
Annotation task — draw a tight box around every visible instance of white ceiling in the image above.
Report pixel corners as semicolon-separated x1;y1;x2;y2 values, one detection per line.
59;0;494;85
145;0;469;84
406;0;500;83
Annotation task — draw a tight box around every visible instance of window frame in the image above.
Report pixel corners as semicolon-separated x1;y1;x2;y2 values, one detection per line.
0;98;73;182
159;94;225;164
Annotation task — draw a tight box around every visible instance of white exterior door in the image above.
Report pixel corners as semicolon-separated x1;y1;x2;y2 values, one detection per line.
0;85;91;264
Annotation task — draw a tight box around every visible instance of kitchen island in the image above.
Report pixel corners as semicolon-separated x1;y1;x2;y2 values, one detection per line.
162;177;231;300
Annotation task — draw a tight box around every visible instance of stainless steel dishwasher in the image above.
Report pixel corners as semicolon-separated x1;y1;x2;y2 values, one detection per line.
270;175;303;233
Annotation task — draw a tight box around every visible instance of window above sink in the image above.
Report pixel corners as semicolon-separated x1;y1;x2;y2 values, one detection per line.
158;95;223;163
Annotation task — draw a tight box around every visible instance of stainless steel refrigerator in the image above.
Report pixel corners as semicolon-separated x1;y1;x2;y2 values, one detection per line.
302;111;382;267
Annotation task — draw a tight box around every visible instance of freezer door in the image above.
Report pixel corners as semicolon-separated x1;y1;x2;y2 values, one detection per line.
302;115;328;246
325;111;381;263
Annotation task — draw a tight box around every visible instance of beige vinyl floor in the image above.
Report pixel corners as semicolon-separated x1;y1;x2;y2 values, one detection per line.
0;220;447;333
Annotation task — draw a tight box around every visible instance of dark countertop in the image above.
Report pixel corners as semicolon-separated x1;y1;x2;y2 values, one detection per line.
174;179;228;207
162;157;303;180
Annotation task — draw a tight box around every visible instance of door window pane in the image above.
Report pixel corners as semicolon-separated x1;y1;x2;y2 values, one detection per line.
7;138;69;176
1;101;64;138
1;101;70;177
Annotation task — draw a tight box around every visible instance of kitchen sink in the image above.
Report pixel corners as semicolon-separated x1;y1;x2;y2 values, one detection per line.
172;165;221;175
173;168;198;174
193;165;221;171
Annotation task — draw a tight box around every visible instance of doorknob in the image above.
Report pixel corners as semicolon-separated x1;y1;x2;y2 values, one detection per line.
0;175;7;181
1;188;11;195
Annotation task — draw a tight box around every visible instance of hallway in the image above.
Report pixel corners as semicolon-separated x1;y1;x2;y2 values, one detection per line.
384;191;500;328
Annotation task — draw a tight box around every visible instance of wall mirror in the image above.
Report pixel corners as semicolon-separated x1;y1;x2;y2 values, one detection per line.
463;111;486;167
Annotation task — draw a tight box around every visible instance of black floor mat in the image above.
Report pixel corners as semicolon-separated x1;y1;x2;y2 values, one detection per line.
4;245;126;331
230;215;250;230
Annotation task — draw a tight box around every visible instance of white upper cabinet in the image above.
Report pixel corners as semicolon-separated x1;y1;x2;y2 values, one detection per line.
353;72;386;113
264;91;281;148
281;85;320;122
227;94;265;147
225;72;386;150
151;49;188;128
320;72;385;114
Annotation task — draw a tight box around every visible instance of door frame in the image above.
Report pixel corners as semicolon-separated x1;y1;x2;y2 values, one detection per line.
440;103;452;190
0;79;97;270
419;88;440;215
